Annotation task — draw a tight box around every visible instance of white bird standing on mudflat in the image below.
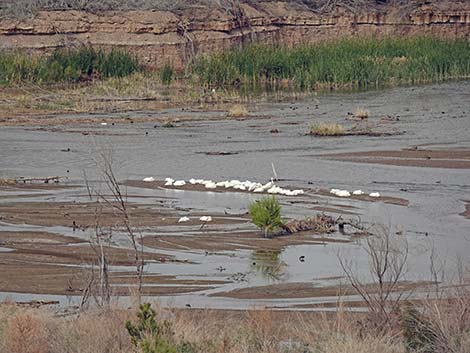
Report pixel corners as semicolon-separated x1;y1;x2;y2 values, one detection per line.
204;181;217;189
164;177;174;186
330;189;350;197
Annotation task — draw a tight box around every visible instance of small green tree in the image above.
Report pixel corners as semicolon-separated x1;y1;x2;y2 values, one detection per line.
160;64;174;85
248;196;283;238
125;303;177;353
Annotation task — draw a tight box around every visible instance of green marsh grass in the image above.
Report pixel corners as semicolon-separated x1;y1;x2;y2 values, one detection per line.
192;37;470;90
0;47;140;85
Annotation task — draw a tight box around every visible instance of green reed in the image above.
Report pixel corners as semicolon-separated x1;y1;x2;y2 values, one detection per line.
0;46;141;85
191;37;470;90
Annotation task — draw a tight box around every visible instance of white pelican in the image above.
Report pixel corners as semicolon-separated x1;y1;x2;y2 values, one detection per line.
173;180;186;187
261;181;274;191
336;190;351;197
352;190;364;195
164;177;175;186
178;216;190;223
369;192;381;198
143;177;155;182
199;216;212;222
205;182;217;189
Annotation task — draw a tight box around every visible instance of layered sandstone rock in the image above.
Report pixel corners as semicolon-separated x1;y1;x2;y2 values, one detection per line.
0;1;469;69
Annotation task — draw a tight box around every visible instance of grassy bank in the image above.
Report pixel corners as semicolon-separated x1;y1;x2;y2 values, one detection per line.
0;47;140;85
192;37;470;90
1;37;470;118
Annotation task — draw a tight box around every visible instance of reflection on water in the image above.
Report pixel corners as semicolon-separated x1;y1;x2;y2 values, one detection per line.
250;249;287;281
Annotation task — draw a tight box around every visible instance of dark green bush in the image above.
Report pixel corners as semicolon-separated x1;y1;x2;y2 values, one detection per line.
248;196;283;238
126;303;178;353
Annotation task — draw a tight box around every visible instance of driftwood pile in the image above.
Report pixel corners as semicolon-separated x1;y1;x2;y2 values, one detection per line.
282;214;336;234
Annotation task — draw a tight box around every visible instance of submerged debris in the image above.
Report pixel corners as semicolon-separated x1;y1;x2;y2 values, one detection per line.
201;151;239;156
282;214;336;234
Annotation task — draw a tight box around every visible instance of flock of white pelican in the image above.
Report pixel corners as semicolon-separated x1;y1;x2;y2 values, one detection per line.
142;177;381;199
330;188;380;198
143;177;306;196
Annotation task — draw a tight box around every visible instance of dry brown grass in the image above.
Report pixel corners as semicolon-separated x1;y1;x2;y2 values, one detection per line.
1;294;470;353
354;107;370;119
4;310;51;353
307;122;345;136
227;104;249;118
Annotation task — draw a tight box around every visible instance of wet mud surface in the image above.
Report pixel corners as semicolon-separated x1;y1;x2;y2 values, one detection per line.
211;281;433;300
0;81;469;309
317;148;470;169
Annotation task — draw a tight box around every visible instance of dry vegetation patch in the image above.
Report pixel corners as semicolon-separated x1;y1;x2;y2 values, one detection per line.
307;122;346;136
227;104;249;118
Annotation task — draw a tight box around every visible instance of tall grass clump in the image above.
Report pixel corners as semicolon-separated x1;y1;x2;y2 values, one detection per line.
249;196;283;238
192;37;470;90
307;122;345;136
227;104;248;118
160;64;174;85
0;47;141;85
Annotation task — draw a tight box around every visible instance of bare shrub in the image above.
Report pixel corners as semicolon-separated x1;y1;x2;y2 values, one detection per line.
80;148;145;308
4;310;51;353
0;0;209;18
339;225;409;327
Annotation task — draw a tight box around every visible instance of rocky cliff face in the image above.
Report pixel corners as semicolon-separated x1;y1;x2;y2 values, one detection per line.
1;1;469;69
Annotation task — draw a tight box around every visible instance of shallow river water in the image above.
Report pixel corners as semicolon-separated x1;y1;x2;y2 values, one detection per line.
0;81;469;309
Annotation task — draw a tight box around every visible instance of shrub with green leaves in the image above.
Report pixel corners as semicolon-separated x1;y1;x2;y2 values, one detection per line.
125;303;178;353
248;196;283;238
